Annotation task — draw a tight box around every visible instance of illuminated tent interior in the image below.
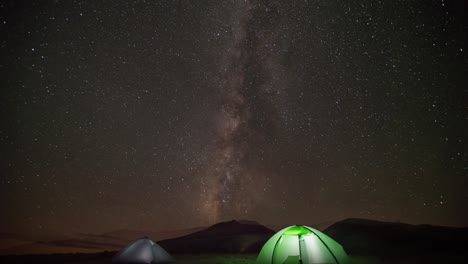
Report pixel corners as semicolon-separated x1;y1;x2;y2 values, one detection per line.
256;225;351;264
112;237;173;264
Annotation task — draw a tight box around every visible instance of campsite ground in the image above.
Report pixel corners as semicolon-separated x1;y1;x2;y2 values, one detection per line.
173;255;387;264
173;255;439;264
174;254;256;264
1;253;467;264
174;255;468;264
173;255;368;264
349;255;468;264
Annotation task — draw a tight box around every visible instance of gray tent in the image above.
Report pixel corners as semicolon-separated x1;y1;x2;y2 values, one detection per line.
112;237;174;264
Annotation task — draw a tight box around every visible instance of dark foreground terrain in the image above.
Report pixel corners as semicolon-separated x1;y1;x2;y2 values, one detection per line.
2;252;467;264
1;218;467;264
0;253;256;264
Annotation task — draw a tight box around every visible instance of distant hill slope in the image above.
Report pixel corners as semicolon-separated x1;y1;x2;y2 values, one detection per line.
158;220;275;254
267;220;335;232
0;227;204;256
324;218;468;257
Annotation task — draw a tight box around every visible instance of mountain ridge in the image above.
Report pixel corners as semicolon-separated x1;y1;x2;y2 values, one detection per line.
324;217;468;257
158;219;275;254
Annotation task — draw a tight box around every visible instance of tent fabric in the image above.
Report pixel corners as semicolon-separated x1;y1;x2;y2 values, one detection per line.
256;225;350;264
112;237;173;264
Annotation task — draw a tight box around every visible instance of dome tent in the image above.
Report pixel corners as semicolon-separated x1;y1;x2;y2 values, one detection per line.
112;237;173;264
256;225;351;264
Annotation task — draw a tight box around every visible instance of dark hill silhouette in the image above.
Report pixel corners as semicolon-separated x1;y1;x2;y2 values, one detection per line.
158;219;275;254
324;218;468;258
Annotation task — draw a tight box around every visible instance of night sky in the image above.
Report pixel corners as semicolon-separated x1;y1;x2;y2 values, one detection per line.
1;0;467;238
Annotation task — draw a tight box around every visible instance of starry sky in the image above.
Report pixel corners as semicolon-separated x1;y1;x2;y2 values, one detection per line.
1;0;467;238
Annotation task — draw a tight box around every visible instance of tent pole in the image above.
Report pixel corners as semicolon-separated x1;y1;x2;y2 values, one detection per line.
298;235;303;264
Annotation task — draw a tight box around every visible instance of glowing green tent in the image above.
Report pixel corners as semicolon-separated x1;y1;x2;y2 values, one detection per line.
256;225;351;264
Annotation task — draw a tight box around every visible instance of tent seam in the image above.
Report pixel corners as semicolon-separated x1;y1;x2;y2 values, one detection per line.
306;227;340;264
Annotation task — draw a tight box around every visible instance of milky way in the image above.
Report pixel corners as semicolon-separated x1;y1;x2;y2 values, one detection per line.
201;1;264;222
198;1;299;222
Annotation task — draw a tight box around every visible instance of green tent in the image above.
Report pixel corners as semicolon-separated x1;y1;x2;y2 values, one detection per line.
256;225;351;264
